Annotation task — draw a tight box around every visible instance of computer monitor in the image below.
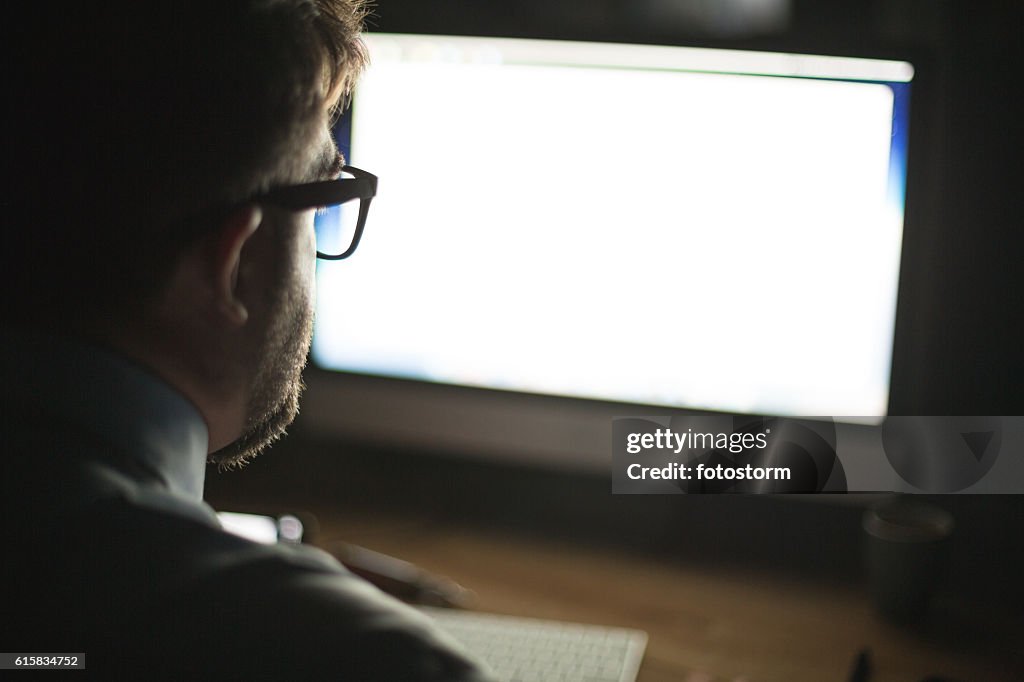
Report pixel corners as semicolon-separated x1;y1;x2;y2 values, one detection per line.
302;33;914;471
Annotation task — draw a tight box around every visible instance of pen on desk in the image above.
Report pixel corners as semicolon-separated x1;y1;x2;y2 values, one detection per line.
332;542;473;608
848;648;872;682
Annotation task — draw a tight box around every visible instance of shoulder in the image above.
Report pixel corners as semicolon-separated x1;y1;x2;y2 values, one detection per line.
6;500;492;681
147;538;490;680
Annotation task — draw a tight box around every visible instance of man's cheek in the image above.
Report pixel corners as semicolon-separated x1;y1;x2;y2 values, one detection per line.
299;215;318;286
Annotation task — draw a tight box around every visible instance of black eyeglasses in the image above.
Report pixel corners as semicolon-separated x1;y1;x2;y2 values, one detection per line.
256;165;377;260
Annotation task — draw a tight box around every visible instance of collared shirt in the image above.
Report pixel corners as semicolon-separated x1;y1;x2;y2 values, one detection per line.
3;330;211;514
1;331;492;680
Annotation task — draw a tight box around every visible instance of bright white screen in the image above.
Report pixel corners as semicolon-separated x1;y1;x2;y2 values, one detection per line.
314;35;912;418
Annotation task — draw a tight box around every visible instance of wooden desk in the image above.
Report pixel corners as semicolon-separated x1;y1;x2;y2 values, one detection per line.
306;509;1020;682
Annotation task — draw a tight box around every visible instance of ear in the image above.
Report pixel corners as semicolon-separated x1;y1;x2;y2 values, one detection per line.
213;204;262;326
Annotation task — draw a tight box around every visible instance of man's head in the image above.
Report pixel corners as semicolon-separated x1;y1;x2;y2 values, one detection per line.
6;0;370;465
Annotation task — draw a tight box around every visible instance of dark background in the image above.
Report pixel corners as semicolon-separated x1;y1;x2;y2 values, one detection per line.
208;0;1024;624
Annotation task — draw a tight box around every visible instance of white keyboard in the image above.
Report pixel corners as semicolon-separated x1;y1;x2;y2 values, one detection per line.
420;607;647;682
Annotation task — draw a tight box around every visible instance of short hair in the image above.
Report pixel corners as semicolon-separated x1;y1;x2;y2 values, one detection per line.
4;0;369;324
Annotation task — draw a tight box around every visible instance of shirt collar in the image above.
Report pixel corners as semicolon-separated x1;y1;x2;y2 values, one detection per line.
2;330;210;501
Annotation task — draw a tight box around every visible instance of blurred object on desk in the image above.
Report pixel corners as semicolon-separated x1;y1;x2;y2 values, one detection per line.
863;497;954;623
332;541;475;608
